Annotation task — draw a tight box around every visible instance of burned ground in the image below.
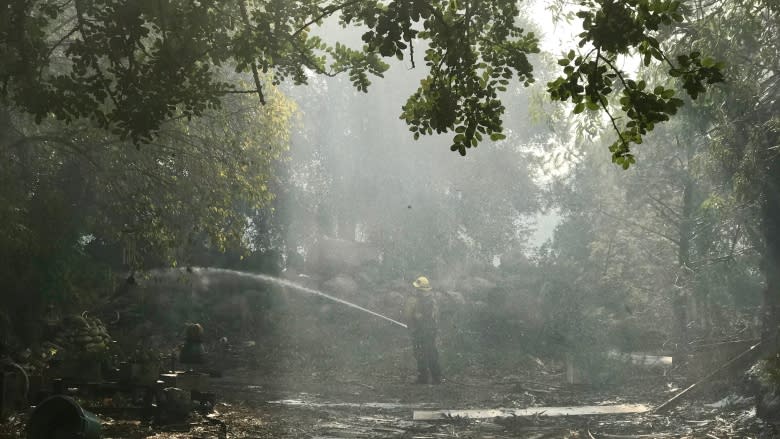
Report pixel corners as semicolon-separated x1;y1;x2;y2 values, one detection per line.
1;269;773;438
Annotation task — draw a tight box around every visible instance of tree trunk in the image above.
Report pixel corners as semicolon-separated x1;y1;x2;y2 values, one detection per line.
761;162;780;353
674;144;695;362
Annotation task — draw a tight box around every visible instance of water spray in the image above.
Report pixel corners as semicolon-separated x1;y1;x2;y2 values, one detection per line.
195;268;408;329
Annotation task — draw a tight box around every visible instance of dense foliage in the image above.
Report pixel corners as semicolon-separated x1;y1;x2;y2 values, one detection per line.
537;0;776;358
547;0;725;168
1;0;720;157
0;84;296;342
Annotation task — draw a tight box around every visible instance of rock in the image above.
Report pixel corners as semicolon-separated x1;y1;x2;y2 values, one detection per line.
459;277;497;294
323;275;360;296
355;271;376;288
159;387;192;421
386;279;413;293
758;390;780;424
444;291;466;305
747;359;780;424
308;236;381;275
383;291;406;309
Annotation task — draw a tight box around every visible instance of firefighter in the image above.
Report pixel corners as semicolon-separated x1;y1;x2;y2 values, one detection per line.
404;276;442;384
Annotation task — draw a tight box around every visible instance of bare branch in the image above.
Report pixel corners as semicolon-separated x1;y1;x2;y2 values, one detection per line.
596;208;681;247
646;194;682;228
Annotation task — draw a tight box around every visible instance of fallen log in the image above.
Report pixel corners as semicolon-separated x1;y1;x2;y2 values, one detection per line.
607;351;673;367
413;403;651;421
653;341;761;413
597;433;674;438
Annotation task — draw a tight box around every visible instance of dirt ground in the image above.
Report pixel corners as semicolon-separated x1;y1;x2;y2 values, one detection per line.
0;281;773;438
112;368;773;438
2;355;773;439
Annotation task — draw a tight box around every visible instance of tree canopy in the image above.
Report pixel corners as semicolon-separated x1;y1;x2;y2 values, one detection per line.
0;76;296;340
535;0;776;354
1;0;722;158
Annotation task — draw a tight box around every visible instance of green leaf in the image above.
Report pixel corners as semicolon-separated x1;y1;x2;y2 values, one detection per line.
701;56;716;68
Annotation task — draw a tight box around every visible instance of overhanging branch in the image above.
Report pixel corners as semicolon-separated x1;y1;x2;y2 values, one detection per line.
238;0;266;105
291;0;365;38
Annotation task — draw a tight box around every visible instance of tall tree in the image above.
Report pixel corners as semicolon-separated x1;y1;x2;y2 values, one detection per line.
0;82;296;341
678;0;780;346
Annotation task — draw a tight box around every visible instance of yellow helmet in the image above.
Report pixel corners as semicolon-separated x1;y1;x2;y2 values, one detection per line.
412;276;432;291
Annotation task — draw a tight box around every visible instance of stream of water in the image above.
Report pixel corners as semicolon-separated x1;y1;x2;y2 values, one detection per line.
194;267;408;329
